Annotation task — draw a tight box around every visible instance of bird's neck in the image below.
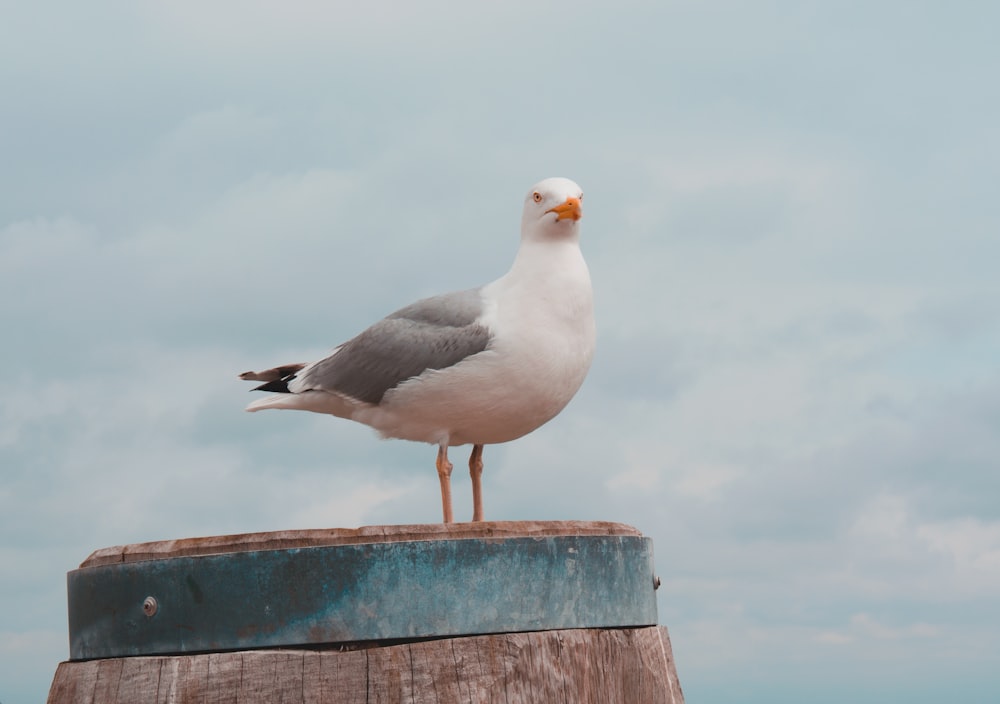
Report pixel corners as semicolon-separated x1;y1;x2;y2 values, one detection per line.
503;236;589;288
512;230;580;263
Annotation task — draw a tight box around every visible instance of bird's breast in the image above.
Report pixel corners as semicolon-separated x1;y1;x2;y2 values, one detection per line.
361;244;595;446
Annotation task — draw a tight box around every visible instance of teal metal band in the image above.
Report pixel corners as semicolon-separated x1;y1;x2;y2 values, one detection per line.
67;535;658;660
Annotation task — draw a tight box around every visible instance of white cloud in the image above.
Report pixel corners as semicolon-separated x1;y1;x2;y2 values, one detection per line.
3;1;1000;702
605;465;661;492
850;494;911;543
814;613;940;646
670;460;743;500
918;518;1000;589
848;612;940;640
137;1;533;56
287;479;416;529
0;630;66;704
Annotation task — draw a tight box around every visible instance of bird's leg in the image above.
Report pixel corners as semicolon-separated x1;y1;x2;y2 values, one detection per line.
469;444;485;522
436;444;455;524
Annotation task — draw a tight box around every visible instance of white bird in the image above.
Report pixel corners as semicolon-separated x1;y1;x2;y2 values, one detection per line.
240;177;595;523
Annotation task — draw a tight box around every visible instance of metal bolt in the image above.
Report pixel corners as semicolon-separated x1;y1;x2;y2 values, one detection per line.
653;575;662;590
143;596;158;617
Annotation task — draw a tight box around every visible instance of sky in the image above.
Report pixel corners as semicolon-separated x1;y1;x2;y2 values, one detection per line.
2;1;999;701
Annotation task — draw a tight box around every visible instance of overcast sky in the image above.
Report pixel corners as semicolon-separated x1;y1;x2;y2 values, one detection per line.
2;2;999;702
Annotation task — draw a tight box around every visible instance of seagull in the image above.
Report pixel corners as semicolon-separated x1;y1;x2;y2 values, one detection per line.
240;177;595;523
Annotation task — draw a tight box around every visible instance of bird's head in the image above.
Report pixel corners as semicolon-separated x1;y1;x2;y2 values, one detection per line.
521;177;584;242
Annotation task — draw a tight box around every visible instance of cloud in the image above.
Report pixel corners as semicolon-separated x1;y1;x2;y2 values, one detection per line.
918;518;1000;591
3;1;1000;703
0;630;66;704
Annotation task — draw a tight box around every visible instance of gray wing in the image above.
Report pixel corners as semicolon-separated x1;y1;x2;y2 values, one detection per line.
295;288;492;404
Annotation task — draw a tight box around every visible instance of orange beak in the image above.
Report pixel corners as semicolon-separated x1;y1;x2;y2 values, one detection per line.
546;196;582;221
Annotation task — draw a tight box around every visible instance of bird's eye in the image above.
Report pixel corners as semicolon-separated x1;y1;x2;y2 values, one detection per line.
579;193;584;201
532;192;542;203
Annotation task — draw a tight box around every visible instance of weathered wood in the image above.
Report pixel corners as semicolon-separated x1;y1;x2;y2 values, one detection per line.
81;520;641;567
52;522;682;701
204;653;240;704
48;626;684;704
68;527;658;659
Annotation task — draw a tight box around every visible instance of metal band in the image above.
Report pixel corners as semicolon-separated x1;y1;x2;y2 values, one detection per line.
68;535;658;660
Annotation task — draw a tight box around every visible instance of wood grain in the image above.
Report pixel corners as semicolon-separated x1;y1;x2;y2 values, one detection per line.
81;521;642;568
48;626;684;703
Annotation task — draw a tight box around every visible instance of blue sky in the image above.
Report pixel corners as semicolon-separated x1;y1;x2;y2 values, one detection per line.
2;1;999;702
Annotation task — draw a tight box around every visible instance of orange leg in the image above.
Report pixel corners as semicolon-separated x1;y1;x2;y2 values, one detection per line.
469;444;485;522
436;444;454;524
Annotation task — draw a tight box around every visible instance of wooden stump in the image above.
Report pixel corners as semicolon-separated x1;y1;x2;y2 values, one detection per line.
47;521;684;703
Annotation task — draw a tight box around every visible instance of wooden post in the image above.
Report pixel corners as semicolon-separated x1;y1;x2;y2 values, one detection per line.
47;521;684;703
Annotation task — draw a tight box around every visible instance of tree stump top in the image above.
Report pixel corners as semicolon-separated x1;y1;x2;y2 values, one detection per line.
81;520;643;567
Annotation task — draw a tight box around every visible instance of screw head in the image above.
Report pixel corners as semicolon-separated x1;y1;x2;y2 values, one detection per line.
143;596;158;617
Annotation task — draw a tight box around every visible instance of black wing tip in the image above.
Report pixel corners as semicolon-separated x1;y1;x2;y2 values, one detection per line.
241;364;305;393
253;379;292;393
